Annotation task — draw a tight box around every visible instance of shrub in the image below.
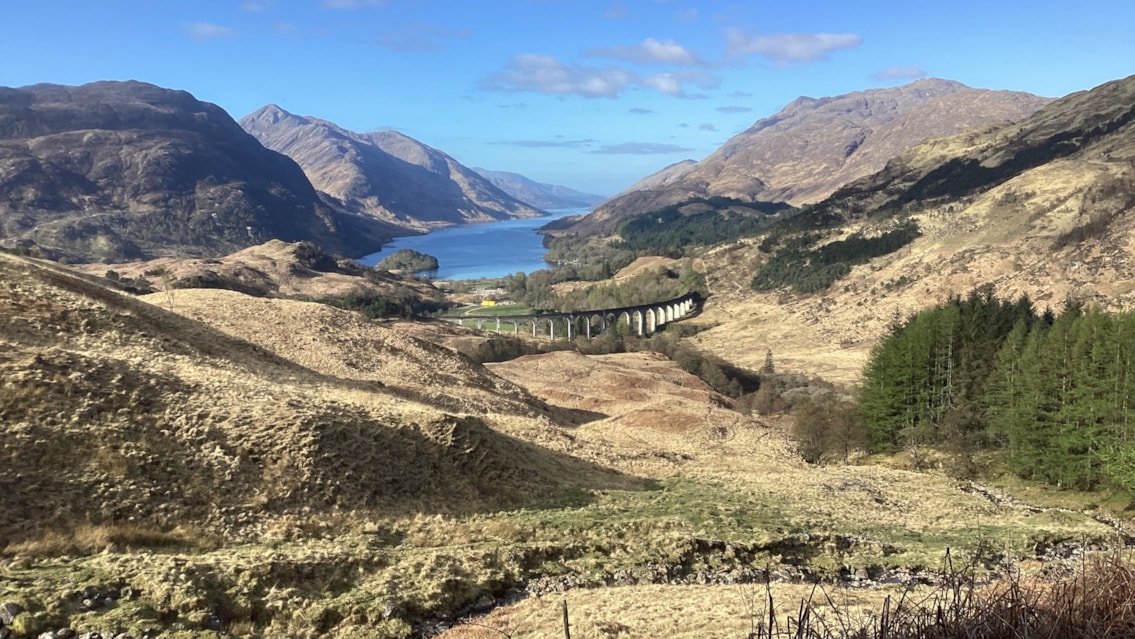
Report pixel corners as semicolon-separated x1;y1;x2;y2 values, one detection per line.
791;397;866;464
293;241;339;272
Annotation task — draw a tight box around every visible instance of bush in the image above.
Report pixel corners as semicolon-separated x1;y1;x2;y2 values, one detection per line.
293;241;340;272
375;249;439;273
791;397;866;464
320;287;446;320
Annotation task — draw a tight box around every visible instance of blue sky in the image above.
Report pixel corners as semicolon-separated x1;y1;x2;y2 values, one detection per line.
3;1;1134;195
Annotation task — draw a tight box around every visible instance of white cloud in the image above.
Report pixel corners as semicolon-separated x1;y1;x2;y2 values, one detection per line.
640;70;719;97
585;37;705;66
481;54;719;99
726;29;862;63
717;105;751;113
184;22;236;42
872;65;928;81
481;54;635;98
698;123;716;131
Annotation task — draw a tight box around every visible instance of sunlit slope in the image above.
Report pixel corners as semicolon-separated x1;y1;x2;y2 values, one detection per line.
0;252;622;546
689;74;1135;384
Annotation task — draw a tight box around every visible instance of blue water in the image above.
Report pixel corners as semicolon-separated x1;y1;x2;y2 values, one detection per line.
360;208;587;280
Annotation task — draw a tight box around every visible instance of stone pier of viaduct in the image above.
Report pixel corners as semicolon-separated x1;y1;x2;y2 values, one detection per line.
449;292;701;340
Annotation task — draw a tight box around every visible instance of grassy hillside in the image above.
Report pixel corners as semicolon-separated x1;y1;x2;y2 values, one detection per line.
0;237;1131;637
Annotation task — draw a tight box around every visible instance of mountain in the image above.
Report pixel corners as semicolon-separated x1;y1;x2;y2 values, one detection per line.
472;167;604;209
561;79;1052;237
805;74;1135;228
686;73;1135;384
240;105;544;232
611;159;698;198
0;81;393;262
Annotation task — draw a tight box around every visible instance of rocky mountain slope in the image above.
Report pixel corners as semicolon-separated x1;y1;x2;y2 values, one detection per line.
472;167;604;209
0;81;394;262
687;74;1135;383
563;79;1051;237
240;105;545;232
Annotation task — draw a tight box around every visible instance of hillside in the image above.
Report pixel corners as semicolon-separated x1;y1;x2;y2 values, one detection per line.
0;251;621;547
562;79;1051;237
472;167;604;209
240;105;545;232
686;74;1135;384
0;81;393;262
612;159;699;198
2;248;1127;637
74;238;445;302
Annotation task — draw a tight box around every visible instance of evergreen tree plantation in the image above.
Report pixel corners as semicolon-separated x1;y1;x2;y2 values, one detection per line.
859;289;1135;491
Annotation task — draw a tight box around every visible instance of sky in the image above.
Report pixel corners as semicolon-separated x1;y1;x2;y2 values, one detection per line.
3;1;1134;196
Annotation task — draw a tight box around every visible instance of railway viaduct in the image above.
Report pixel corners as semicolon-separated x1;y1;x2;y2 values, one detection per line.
450;291;701;340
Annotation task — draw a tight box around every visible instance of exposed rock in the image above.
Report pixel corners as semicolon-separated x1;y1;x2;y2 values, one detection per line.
0;603;20;626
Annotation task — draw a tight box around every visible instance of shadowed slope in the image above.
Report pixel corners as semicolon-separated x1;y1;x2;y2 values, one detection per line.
0;81;395;261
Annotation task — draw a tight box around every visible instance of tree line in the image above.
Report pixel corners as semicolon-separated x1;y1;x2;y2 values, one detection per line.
752;220;921;294
858;288;1135;491
613;197;794;257
502;263;706;313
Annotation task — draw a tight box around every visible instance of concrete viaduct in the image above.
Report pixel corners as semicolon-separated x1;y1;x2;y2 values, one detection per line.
450;291;701;341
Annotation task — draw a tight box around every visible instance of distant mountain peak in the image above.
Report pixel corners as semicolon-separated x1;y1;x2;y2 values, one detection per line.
472;167;605;209
239;106;544;230
561;79;1052;237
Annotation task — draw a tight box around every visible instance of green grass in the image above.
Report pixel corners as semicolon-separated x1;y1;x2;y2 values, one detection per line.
1;474;1122;637
442;304;534;318
460;304;534;316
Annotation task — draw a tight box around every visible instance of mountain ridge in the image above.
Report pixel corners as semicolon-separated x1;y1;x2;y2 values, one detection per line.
0;81;394;262
687;73;1135;384
560;78;1052;237
240;105;545;232
472;167;605;209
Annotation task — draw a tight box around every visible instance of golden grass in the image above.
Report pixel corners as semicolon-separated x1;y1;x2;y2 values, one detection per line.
4;245;1135;637
444;554;1135;639
2;524;215;558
